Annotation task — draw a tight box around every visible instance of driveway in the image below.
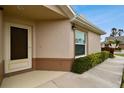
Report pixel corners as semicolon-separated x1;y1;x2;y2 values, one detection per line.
1;56;124;88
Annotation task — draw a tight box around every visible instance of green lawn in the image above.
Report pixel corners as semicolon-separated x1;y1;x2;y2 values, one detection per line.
115;54;124;57
121;71;124;88
115;54;124;88
122;83;124;88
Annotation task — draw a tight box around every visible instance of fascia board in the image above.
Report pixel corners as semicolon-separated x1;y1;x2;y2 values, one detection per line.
71;17;106;35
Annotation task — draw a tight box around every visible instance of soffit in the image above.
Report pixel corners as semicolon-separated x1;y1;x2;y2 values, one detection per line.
2;5;68;21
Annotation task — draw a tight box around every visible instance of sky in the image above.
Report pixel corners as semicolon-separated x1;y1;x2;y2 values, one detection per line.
72;5;124;42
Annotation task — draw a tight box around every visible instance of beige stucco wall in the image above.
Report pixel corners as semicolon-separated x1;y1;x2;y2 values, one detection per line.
87;31;101;54
3;16;74;59
3;16;101;59
0;9;3;83
0;10;3;64
35;19;74;58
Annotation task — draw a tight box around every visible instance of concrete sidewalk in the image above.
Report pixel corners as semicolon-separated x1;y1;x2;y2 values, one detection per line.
37;56;124;88
1;56;124;88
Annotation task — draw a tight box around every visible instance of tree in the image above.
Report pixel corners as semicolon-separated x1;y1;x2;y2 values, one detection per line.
115;39;121;48
111;28;118;37
118;29;124;36
110;28;124;37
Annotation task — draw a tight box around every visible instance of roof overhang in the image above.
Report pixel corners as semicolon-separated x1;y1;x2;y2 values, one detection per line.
58;5;76;19
71;15;106;35
1;5;69;21
60;5;106;35
1;5;106;35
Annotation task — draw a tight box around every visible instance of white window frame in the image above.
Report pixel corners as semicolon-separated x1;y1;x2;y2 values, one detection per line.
75;30;87;59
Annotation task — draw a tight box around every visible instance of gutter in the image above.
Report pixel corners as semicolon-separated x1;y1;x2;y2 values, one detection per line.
71;16;106;35
59;5;106;35
58;5;76;19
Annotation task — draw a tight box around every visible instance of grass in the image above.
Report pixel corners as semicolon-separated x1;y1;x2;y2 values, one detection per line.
116;54;124;88
121;70;124;88
122;84;124;88
115;54;124;57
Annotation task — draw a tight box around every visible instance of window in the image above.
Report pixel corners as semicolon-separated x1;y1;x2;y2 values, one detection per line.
75;30;86;56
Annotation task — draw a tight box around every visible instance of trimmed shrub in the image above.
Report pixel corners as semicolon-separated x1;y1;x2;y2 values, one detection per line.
109;53;114;58
71;56;92;74
101;51;110;60
71;51;111;74
88;53;102;67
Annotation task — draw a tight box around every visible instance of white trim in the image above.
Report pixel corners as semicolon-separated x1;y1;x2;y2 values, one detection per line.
75;30;87;58
4;22;32;73
75;43;85;45
71;16;106;35
75;55;86;59
58;5;76;18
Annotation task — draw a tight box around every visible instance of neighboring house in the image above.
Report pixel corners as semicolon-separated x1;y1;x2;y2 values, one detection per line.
0;5;105;84
105;36;124;49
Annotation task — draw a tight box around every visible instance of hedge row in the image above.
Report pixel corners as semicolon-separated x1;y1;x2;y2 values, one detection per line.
71;51;113;74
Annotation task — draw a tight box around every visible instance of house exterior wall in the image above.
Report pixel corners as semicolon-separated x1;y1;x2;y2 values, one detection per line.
2;15;102;73
120;44;124;49
35;19;74;58
0;9;3;85
87;31;101;54
0;5;104;77
3;4;75;72
4;17;75;71
33;19;74;71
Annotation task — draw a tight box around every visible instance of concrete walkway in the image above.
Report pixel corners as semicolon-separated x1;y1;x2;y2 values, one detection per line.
1;56;124;88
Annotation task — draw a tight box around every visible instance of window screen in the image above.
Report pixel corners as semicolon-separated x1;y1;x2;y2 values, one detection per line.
11;26;28;60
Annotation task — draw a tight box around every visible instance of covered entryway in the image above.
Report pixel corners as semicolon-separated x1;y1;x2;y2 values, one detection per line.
1;5;72;75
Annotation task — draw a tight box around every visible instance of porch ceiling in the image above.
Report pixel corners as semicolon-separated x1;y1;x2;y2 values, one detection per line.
1;5;68;21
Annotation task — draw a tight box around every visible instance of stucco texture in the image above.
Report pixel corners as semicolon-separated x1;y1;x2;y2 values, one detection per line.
0;10;3;84
87;31;101;54
35;20;74;58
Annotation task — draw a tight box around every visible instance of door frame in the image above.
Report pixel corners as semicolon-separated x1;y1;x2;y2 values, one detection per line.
4;22;32;73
